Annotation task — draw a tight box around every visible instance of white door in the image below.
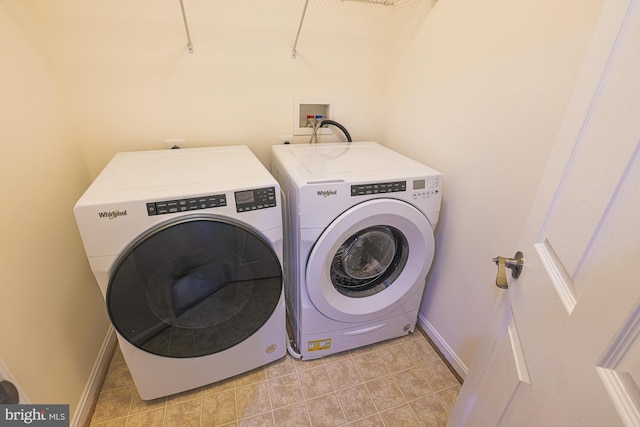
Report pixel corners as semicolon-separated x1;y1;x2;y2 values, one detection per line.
448;1;640;425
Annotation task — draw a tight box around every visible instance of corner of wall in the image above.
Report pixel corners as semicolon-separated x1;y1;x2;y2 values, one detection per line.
70;328;116;427
417;312;468;380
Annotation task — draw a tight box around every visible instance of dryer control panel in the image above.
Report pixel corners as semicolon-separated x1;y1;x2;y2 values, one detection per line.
235;186;277;213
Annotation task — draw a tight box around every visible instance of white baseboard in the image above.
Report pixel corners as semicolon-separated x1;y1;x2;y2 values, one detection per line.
417;313;468;379
70;327;116;427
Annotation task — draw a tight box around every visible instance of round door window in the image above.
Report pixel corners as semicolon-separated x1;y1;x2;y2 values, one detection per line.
107;215;282;358
306;198;434;323
330;226;408;297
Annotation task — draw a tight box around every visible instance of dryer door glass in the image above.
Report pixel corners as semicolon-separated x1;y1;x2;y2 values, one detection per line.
107;216;282;358
330;226;408;297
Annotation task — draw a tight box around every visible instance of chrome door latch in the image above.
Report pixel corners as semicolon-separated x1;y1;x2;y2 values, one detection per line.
492;251;524;289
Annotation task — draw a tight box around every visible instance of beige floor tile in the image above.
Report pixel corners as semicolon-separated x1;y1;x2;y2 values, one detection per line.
378;344;414;373
165;399;201;427
235;367;267;387
352;351;389;382
365;376;406;412
125;407;166;427
110;347;126;365
129;391;166;416
418;360;460;392
265;356;297;379
202;389;237;426
393;367;434;401
167;385;202;405
90;387;134;424
298;366;334;400
90;418;127;427
202;376;235;396
410;393;449;427
236;382;271;419
347;414;385;427
101;361;135;391
268;373;304;409
435;384;461;413
273;402;310;427
335;384;377;422
326;359;362;390
294;357;326;372
306;393;346;427
238;411;275;427
403;337;441;365
379;403;420;427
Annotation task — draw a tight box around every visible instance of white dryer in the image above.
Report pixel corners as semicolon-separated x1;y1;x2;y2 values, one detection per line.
271;142;442;359
74;146;286;399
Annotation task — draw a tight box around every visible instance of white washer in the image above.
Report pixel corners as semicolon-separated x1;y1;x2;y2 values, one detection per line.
74;146;286;400
271;142;442;359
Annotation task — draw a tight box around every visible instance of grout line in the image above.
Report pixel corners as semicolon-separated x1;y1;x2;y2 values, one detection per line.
233;381;238;426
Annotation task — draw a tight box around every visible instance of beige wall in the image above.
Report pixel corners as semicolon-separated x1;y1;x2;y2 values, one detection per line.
0;3;110;414
21;0;433;177
384;0;604;370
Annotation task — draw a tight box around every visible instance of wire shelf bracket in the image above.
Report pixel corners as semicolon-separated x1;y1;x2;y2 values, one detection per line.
291;0;310;59
179;0;194;54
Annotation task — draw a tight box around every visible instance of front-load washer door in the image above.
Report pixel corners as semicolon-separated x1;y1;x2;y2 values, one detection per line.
306;199;434;323
107;215;282;358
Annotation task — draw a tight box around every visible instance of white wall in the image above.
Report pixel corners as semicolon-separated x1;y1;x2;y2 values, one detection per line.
383;0;604;372
0;3;110;414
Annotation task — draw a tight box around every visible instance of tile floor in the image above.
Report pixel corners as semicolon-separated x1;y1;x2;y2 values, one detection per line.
89;330;460;426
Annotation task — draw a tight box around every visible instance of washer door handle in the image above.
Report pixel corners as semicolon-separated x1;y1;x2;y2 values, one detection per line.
492;251;524;289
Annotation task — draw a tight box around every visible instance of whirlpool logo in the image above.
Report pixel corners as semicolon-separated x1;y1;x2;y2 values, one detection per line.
316;190;337;198
98;209;127;219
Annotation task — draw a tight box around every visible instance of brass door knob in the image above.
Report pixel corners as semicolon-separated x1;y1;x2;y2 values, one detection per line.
492;251;524;289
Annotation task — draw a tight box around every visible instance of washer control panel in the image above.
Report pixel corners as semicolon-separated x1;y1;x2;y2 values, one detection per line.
351;181;406;196
412;176;441;199
351;177;441;199
234;186;277;213
146;194;227;216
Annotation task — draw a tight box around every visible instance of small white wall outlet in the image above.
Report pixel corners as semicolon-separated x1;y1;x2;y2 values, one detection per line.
163;138;187;149
294;97;335;136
